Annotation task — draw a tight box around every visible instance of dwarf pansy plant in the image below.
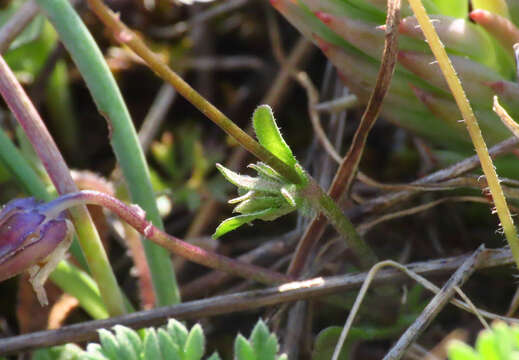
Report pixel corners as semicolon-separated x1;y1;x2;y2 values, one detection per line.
213;105;309;239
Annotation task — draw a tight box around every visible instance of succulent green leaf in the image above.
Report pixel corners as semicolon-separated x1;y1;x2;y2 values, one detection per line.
252;105;297;168
143;329;163;360
184;324;205;360
97;329;120;360
32;344;84;360
216;164;281;193
250;320;279;360
113;325;142;357
167;319;189;349
158;329;182;360
494;322;515;358
235;334;255;360
447;341;481;360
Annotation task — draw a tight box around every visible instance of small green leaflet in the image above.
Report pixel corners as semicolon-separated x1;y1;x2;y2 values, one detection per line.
252;105;297;168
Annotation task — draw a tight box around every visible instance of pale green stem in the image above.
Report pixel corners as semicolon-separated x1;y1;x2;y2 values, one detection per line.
408;0;519;269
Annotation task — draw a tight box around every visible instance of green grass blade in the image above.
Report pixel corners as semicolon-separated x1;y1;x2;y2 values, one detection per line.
50;261;109;319
36;0;180;306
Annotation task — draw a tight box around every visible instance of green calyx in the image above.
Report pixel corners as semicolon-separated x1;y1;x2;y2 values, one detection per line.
213;105;309;239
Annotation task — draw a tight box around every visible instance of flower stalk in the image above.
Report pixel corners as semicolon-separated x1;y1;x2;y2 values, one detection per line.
38;190;292;286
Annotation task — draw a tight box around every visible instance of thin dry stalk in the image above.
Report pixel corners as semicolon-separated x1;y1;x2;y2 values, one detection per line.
357;196;489;235
350;136;519;220
288;0;402;276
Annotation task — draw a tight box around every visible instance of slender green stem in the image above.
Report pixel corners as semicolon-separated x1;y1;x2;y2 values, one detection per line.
0;55;126;316
50;262;109;320
408;0;519;269
36;0;180;306
42;190;292;285
87;0;302;186
303;180;378;268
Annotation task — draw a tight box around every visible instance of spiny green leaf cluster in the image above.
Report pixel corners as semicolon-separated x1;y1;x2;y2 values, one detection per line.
448;322;519;360
214;105;309;239
32;319;287;360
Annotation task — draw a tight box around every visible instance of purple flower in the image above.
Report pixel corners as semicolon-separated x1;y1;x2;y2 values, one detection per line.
0;197;72;305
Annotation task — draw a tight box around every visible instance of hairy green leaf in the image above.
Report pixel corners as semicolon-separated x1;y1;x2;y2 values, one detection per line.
216;164;281;193
248;163;286;183
252;105;297;168
213;206;293;239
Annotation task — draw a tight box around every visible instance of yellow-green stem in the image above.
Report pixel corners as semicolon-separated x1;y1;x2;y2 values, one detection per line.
408;0;519;269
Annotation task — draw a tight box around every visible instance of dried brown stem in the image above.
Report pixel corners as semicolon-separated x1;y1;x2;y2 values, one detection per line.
288;0;402;276
0;247;512;355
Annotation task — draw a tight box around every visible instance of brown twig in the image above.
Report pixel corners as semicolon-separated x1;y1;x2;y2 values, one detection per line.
0;246;512;355
288;0;402;276
357;196;490;235
349;136;519;220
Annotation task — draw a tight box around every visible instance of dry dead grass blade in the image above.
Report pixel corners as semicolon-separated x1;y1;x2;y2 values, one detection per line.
357;196;489;235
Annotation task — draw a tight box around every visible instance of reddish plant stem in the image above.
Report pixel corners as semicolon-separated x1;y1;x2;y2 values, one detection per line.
41;191;292;286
